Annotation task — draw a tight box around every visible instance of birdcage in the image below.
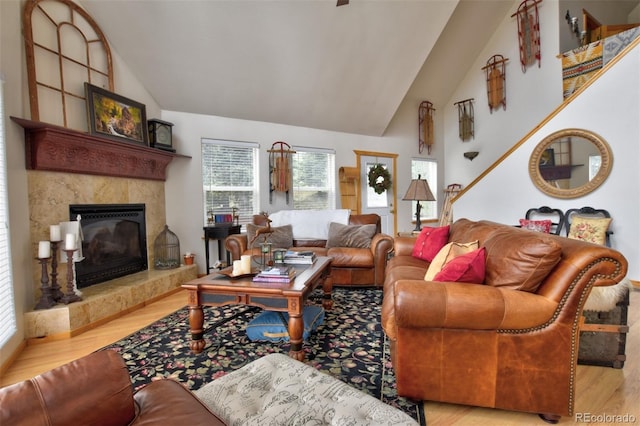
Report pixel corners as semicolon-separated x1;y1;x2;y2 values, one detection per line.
154;225;180;269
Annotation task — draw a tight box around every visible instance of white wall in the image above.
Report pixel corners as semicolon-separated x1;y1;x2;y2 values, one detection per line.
162;110;421;274
454;45;640;279
439;1;639;280
443;1;562;186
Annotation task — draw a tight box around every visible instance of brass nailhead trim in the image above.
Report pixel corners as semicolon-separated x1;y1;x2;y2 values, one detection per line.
496;257;622;416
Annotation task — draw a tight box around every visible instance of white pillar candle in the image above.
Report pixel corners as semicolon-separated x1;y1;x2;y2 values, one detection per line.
64;233;76;250
232;260;243;276
38;241;51;258
240;255;252;274
49;225;61;241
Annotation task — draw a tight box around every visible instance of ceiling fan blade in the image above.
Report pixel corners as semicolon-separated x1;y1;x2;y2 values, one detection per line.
337;0;349;6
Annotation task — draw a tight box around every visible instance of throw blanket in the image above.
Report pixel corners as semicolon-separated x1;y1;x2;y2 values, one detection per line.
561;40;603;99
584;278;631;312
268;209;350;240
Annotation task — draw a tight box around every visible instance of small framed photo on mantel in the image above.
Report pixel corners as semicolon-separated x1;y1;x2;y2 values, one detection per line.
84;82;149;146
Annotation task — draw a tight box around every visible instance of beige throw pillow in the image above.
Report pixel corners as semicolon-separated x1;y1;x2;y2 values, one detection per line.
424;241;479;281
326;222;377;248
567;216;612;245
246;224;293;249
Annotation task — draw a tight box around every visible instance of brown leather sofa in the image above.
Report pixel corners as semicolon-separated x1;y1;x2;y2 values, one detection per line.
225;213;393;286
381;219;628;423
0;350;226;426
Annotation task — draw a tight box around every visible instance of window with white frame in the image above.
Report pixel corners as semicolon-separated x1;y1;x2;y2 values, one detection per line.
411;158;438;220
0;77;17;347
292;147;336;210
201;139;259;225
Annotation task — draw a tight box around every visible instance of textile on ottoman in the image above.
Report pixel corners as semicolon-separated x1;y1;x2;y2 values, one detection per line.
194;353;418;426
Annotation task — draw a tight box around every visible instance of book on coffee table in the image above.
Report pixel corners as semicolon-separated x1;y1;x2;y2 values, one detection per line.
283;251;316;265
252;266;296;283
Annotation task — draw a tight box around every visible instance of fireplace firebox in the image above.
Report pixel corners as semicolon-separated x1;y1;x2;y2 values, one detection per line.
69;204;148;288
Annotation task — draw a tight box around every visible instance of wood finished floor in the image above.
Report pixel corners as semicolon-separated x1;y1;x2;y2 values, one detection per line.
1;287;638;425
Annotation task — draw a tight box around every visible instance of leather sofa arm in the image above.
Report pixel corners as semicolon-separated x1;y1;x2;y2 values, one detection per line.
393;236;416;257
371;233;394;284
0;351;135;426
134;379;226;425
225;234;248;261
387;280;558;334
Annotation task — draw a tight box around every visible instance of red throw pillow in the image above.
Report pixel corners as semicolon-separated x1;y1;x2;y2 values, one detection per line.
432;247;486;283
519;219;552;233
412;226;450;262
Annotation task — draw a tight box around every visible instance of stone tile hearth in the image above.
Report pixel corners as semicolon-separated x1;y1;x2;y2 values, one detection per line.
24;265;197;340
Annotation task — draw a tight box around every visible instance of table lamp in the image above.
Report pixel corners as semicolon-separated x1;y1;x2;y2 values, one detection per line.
402;174;436;232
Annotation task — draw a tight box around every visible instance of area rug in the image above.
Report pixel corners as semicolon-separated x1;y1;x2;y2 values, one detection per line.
102;287;426;425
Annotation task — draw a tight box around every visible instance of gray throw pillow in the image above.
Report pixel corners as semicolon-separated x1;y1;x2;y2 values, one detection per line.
246;223;293;249
326;222;377;248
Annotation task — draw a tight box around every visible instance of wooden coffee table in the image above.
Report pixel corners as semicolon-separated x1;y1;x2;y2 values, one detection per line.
182;256;333;361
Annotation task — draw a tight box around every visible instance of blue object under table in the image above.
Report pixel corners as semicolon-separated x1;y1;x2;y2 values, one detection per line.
246;305;325;342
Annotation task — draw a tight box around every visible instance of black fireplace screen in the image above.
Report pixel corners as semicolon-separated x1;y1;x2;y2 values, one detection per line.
69;204;148;288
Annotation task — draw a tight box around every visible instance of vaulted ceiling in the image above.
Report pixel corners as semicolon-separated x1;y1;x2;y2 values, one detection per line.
80;0;514;136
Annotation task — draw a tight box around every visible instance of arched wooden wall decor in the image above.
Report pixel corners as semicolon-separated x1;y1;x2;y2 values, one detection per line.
513;0;542;73
268;141;295;204
454;98;474;141
23;0;114;128
482;55;508;113
418;101;435;154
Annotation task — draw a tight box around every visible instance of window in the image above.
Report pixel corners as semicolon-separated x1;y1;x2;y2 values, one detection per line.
411;158;438;220
292;147;336;210
201;139;259;225
0;77;17;347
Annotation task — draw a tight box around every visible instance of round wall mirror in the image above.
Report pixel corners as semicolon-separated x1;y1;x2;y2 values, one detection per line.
528;128;613;199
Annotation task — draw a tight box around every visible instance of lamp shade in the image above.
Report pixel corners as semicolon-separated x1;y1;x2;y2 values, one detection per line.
402;175;436;201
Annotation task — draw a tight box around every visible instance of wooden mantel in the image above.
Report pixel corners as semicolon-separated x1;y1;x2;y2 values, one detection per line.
11;117;188;181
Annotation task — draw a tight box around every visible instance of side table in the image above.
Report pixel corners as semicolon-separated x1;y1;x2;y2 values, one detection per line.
203;224;242;273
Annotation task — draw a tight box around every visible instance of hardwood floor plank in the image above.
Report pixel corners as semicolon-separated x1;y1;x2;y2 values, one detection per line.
1;288;637;425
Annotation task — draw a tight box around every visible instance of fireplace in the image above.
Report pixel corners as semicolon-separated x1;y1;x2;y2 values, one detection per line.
70;204;148;288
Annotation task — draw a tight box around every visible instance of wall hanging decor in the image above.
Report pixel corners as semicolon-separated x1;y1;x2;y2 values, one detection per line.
418;101;435;154
454;98;474;141
513;0;542;73
367;163;392;195
463;151;479;161
268;141;296;204
482;55;508;113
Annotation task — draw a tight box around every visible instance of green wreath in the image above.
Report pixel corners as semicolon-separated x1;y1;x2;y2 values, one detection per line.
368;163;392;194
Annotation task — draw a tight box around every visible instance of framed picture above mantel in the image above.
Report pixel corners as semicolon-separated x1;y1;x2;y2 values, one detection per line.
84;83;149;146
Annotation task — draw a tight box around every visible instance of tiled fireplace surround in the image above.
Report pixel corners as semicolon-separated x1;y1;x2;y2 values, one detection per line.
18;119;197;339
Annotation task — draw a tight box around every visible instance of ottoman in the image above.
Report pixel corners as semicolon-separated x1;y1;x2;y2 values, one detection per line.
194;353;418;425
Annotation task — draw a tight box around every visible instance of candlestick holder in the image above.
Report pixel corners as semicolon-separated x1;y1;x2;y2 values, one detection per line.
34;257;55;310
49;240;64;302
60;249;82;304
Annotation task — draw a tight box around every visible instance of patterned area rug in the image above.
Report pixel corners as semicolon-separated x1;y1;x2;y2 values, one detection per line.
102;287;426;425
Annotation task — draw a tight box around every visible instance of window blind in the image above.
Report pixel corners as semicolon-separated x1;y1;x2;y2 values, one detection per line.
0;76;17;347
291;147;336;210
201;139;259;225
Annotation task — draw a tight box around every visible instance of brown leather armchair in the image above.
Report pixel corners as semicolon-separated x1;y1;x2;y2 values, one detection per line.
225;213;393;286
381;219;628;422
0;350;226;426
